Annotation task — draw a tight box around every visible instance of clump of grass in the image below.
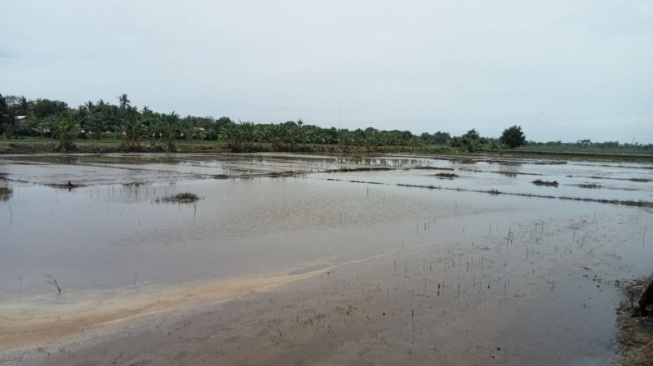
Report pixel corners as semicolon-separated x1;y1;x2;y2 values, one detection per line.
531;160;567;165
497;171;542;177
618;277;653;366
323;167;393;173
558;196;652;207
621;330;653;366
44;181;85;190
413;166;454;171
577;183;601;189
341;176;652;207
264;171;296;178
532;179;559;187
123;181;147;187
434;172;459;179
154;192;200;204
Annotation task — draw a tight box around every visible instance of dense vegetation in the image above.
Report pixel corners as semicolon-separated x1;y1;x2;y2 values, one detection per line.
0;93;651;154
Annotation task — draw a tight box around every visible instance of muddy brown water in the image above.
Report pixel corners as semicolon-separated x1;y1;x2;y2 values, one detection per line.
0;153;651;365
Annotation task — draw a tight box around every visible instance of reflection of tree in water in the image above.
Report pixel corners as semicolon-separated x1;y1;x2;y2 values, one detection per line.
0;186;13;202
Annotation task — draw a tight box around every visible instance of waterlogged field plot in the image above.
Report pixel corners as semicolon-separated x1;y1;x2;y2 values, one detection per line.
0;153;652;365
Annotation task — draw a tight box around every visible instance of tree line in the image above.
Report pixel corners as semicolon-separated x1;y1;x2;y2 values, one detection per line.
1;92;600;153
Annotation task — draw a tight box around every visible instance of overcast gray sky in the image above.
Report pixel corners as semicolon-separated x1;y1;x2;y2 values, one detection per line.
1;0;652;143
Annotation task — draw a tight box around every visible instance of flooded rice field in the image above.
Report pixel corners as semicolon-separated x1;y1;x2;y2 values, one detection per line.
0;153;652;365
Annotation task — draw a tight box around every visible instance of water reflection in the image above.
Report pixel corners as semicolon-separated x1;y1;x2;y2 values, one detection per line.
0;186;12;202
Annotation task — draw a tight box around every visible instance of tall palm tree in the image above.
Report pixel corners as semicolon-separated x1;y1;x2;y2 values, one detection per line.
17;96;30;116
117;94;130;109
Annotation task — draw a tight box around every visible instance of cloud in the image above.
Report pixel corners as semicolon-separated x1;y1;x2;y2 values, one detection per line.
1;0;652;143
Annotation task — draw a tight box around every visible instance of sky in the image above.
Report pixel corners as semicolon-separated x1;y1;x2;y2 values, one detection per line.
1;0;652;143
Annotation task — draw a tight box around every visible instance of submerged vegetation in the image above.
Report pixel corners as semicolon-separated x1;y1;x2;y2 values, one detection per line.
321;177;653;208
413;166;455;171
122;181;148;187
44;181;85;190
577;183;602;189
434;172;458;179
532;179;559;187
323;167;393;173
154;192;200;204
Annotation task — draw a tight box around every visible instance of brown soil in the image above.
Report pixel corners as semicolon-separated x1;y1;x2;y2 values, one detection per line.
617;278;653;366
0;246;540;365
0;270;330;353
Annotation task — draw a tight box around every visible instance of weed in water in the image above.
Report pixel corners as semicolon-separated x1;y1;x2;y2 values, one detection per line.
577;183;601;189
532;179;559;187
46;274;62;294
434;172;459;179
153;192;200;204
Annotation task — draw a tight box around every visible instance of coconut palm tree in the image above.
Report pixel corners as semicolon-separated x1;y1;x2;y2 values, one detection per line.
16;96;30;116
117;94;130;109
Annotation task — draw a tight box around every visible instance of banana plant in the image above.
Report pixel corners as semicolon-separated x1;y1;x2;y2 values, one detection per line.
55;115;77;151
